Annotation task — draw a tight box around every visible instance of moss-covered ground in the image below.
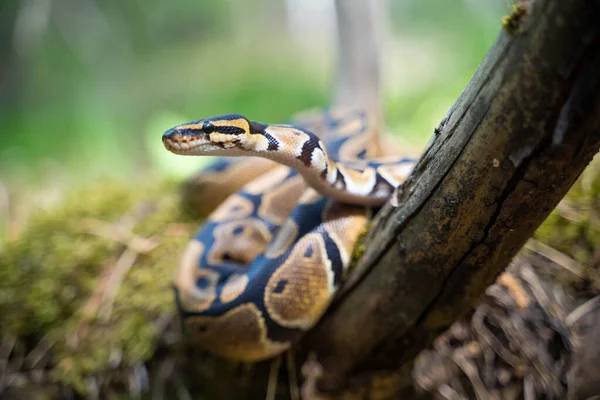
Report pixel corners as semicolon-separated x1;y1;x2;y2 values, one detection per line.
0;179;202;395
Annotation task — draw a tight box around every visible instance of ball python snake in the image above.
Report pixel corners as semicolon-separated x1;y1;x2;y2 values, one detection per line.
162;109;416;361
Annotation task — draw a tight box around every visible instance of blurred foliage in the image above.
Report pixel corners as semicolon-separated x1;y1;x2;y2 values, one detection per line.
0;0;506;188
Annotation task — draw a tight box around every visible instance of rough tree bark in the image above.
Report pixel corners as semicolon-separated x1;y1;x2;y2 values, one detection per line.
302;0;600;396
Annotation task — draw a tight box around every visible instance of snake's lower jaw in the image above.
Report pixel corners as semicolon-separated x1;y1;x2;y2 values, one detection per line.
162;136;210;155
162;127;207;154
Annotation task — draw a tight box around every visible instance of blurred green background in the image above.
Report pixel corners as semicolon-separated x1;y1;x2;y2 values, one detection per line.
0;0;506;189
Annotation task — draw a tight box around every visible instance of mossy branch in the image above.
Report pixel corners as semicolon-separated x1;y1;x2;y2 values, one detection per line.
304;0;600;395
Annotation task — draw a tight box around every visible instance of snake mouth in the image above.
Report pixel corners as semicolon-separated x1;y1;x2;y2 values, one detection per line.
162;136;209;153
162;129;210;154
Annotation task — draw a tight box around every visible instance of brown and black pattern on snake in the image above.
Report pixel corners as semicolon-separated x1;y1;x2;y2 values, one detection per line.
206;219;271;266
165;109;417;361
176;241;219;313
179;109;374;217
185;303;290;361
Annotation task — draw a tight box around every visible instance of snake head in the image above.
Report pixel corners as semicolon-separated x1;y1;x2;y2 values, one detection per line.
162;114;254;155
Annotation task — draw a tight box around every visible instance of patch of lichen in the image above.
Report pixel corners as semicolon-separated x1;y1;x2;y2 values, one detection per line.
534;158;600;290
345;222;372;281
501;1;528;36
0;178;202;393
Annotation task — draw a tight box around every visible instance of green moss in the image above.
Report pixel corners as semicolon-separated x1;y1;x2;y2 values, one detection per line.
0;179;202;393
501;1;528;35
345;223;372;281
534;158;600;288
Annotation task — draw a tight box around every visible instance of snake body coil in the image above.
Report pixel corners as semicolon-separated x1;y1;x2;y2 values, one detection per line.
163;110;415;361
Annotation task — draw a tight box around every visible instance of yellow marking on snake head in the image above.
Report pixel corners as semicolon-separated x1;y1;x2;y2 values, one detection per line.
211;117;251;133
162;114;253;153
176;116;251;135
206;117;252;145
175;122;203;130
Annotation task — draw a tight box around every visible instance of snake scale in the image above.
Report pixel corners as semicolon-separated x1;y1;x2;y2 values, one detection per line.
162;109;416;361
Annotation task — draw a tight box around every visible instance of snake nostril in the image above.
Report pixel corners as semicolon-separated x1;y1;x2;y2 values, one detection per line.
162;128;180;141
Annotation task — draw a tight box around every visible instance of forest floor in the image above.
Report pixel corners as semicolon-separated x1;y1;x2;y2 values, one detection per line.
0;159;599;399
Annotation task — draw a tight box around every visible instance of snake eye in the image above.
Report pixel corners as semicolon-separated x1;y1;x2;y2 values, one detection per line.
202;121;215;134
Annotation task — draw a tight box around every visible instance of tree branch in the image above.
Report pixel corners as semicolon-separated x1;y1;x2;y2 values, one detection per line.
303;0;600;394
